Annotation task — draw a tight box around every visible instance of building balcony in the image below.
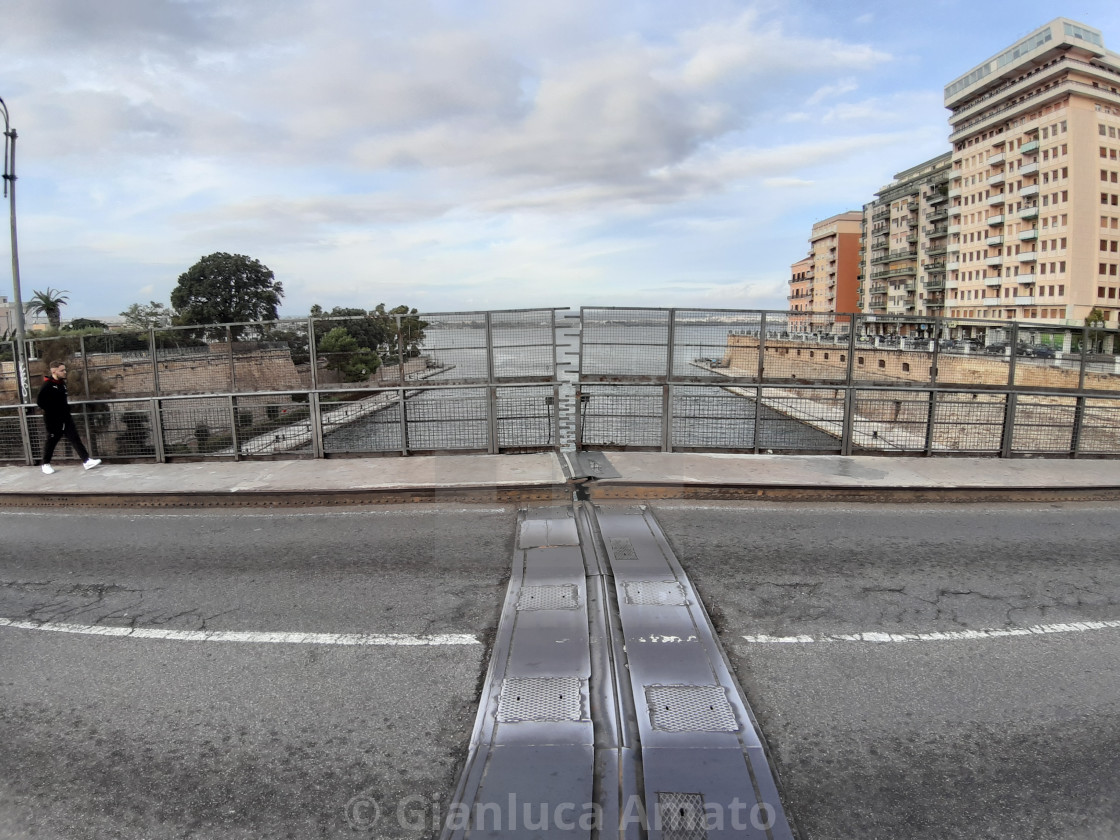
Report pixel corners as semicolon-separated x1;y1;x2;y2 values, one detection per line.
926;246;948;258
988;153;1006;166
1019;162;1039;176
986;234;1004;246
1014;296;1035;305
987;214;1004;226
924;224;948;237
988;193;1006;205
948;188;962;198
907;233;919;244
907;201;919;212
991;135;1006;147
985;255;1003;266
985;275;1003;286
927;208;949;223
925;190;948;204
1018;229;1038;241
949;167;962;178
948;224;962;234
1019;204;1039;219
1020;140;1040;155
946;261;960;270
988;172;1006;186
1018;251;1038;262
1019;184;1040;198
982;296;1002;306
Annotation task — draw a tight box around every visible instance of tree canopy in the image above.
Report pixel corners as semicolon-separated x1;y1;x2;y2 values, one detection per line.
171;253;283;337
120;301;173;331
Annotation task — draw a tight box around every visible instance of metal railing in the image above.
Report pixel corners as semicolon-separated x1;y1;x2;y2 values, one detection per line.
4;307;1120;463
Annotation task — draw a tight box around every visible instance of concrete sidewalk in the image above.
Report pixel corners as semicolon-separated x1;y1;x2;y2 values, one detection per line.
1;452;1119;506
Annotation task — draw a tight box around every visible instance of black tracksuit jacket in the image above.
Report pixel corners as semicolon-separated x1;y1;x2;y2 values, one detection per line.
36;376;73;432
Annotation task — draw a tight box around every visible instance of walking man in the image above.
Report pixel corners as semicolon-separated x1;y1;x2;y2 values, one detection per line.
36;360;100;474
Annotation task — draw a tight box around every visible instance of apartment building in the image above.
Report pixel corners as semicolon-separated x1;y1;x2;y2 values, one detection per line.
944;18;1120;326
789;211;862;320
787;256;813;327
861;154;953;319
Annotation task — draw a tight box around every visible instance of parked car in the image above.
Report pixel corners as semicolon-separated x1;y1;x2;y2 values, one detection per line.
1030;345;1056;359
983;342;1008;355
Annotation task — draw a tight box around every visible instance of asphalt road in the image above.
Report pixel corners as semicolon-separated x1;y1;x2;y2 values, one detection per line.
654;501;1120;840
3;502;1120;839
0;506;517;840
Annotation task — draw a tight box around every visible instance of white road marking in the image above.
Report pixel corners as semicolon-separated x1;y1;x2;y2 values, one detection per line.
0;617;479;646
742;619;1120;645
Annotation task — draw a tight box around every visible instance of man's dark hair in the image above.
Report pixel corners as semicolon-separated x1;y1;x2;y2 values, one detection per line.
48;360;66;371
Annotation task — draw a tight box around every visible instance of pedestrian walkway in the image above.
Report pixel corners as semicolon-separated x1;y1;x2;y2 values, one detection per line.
0;452;1119;506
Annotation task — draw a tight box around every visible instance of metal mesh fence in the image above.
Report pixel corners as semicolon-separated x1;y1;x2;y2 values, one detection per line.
1010;394;1077;454
670;385;758;450
580;384;663;448
0;406;26;463
158;397;235;458
402;386;489;452
763;312;849;384
491;311;555;380
850;389;930;453
497;385;555;449
931;391;1007;453
581;308;670;379
670;310;758;380
320;389;405;454
755;387;844;452
1078;397;1120;455
409;312;491;383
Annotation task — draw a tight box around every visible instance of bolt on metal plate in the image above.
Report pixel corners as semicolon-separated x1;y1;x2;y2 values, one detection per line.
657;792;708;840
645;685;739;732
623;580;688;606
517;584;581;610
497;677;585;722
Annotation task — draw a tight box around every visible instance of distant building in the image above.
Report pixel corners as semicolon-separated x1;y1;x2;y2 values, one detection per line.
860;154;952;319
0;295;16;336
943;18;1120;326
787;256;813;328
787;212;862;322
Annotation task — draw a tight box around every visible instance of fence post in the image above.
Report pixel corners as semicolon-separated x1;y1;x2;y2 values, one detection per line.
662;309;675;452
925;390;937;456
840;387;854;456
930;317;942;388
752;383;762;453
756;312;767;382
1006;322;1019;388
18;403;33;465
308;317;320;390
149;328;160;396
309;391;324;458
1000;391;1017;458
1070;395;1086;458
226;326;236;393
228;394;241;460
398;386;409;455
845;315;857;386
150;397;166;463
1078;323;1089;391
483;312;497;454
397;314;407;386
79;334;91;399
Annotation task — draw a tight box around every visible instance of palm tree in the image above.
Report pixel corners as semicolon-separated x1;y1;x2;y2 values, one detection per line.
25;287;69;329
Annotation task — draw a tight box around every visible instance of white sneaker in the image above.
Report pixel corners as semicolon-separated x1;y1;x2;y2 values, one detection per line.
83;458;102;470
41;463;55;475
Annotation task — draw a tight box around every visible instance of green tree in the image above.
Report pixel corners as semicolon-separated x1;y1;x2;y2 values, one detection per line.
25;288;69;329
171;253;283;338
63;318;108;331
1086;307;1107;354
120;301;173;330
318;326;380;382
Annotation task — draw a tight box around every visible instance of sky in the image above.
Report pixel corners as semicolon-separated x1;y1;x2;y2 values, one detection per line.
2;0;1120;323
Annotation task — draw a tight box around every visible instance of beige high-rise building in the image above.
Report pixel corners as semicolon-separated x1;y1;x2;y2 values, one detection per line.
945;18;1120;326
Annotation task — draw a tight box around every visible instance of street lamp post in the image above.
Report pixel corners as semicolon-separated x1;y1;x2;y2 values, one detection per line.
0;96;29;404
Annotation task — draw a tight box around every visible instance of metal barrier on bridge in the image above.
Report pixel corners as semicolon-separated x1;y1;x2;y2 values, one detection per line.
3;306;1120;463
